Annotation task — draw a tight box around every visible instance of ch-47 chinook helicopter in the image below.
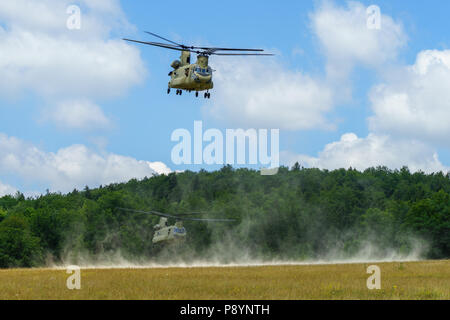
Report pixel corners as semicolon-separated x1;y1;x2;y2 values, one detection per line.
123;31;273;98
118;208;235;244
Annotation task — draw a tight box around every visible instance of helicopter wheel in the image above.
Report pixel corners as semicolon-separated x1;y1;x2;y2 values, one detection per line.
167;88;171;94
195;92;199;97
207;93;211;99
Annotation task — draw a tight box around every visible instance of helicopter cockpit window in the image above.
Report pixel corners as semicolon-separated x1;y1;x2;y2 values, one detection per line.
195;67;211;76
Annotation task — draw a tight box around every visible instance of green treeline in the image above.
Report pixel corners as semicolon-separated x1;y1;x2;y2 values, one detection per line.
0;165;449;268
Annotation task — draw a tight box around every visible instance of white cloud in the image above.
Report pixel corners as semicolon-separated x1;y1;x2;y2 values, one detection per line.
0;0;145;129
43;100;111;130
0;181;17;197
369;50;450;147
284;133;448;174
0;31;144;98
206;1;407;132
310;1;407;78
147;162;172;176
0;0;130;39
206;58;334;131
0;133;172;193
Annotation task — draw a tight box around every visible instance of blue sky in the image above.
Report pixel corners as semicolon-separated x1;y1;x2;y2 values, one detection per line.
0;0;449;196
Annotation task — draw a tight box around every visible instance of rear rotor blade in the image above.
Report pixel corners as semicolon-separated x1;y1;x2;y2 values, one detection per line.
204;48;264;52
213;53;274;56
178;217;236;222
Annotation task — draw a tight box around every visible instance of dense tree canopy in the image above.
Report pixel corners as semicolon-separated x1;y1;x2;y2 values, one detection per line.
0;165;449;268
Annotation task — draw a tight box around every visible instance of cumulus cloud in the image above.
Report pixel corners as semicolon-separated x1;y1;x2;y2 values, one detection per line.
147;162;173;176
43;100;111;130
0;133;172;194
0;31;144;98
283;133;448;174
276;2;448;172
0;181;17;197
206;58;334;131
0;0;145;129
206;1;407;131
310;1;407;79
369;50;450;147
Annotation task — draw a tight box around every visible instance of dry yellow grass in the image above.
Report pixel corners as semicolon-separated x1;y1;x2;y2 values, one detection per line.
0;260;448;300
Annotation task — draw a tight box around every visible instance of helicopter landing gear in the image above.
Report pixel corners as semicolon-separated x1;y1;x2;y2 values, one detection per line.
167;88;171;94
195;92;199;98
176;89;183;95
204;92;211;99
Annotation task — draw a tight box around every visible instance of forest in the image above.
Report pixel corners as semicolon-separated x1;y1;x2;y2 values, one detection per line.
0;165;449;268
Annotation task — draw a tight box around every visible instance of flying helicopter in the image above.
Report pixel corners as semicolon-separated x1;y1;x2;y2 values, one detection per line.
117;207;235;244
123;31;273;98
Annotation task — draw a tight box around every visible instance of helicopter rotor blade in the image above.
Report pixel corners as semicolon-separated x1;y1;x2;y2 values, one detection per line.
203;48;265;53
177;217;236;222
117;208;235;222
123;39;198;53
144;31;184;47
124;36;274;57
212;53;274;56
143;32;267;53
117;207;174;218
171;212;206;217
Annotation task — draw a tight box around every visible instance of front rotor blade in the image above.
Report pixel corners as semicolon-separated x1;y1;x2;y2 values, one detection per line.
144;31;184;47
123;39;196;53
172;212;206;217
117;208;235;222
117;207;174;219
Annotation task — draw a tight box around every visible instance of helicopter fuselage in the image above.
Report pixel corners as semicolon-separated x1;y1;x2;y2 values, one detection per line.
168;52;214;93
152;218;187;244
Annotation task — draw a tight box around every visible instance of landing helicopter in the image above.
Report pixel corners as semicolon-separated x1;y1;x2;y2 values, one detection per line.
117;208;235;244
123;31;273;98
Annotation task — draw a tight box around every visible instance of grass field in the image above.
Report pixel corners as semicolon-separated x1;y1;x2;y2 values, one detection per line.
0;260;449;300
